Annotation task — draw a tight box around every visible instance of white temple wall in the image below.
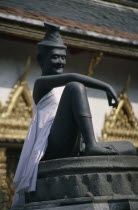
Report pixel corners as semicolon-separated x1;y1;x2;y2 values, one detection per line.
89;55;138;139
0;37;137;139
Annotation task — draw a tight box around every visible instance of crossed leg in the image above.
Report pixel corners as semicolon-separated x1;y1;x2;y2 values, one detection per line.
42;82;119;160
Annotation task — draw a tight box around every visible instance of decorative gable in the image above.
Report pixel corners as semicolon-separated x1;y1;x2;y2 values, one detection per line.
101;78;138;148
0;57;33;143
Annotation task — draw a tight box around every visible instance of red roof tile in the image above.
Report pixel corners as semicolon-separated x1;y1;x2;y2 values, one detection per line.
0;5;138;41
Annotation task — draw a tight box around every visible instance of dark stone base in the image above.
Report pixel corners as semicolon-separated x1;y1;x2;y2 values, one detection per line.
16;198;138;210
12;199;138;210
13;156;138;209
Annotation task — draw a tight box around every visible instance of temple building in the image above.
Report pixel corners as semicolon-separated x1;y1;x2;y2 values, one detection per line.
0;0;138;208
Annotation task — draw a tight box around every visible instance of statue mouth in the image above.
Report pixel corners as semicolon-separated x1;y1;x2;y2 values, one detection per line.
55;65;64;69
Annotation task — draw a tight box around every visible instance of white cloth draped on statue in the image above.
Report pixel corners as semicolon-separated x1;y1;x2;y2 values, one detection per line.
12;86;64;207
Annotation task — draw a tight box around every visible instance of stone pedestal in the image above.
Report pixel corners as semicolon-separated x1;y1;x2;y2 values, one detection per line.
18;156;138;209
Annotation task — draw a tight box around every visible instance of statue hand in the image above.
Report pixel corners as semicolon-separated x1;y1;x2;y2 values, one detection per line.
106;87;118;108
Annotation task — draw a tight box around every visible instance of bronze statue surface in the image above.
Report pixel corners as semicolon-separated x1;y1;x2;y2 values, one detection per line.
11;21;137;209
34;21;136;159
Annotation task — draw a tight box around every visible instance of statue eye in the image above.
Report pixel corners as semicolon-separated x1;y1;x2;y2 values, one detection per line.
53;55;58;59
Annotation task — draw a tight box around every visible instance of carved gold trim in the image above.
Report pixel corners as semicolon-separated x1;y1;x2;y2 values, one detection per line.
86;52;103;77
0;57;32;142
101;77;138;148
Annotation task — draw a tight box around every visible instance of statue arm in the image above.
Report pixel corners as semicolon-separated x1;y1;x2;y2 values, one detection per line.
34;73;118;107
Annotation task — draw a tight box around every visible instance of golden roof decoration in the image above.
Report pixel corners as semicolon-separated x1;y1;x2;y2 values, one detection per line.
0;57;33;143
101;76;138;148
87;52;103;77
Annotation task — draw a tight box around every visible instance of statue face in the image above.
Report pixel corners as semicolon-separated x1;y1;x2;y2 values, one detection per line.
41;48;66;75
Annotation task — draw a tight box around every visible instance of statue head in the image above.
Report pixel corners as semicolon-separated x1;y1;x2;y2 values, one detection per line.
37;22;67;76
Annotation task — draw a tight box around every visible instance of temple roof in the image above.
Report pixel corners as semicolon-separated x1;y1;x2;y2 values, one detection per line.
0;0;138;36
0;0;138;57
0;0;138;37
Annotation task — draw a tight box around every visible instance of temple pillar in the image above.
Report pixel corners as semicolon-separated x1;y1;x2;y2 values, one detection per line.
0;148;8;210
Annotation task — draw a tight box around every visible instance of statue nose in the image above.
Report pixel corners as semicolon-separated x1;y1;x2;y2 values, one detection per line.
58;57;63;64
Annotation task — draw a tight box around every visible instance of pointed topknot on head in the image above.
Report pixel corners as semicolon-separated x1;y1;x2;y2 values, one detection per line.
38;21;67;49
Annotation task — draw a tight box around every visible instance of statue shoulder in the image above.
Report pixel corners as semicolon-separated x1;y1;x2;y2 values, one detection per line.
33;78;52;105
